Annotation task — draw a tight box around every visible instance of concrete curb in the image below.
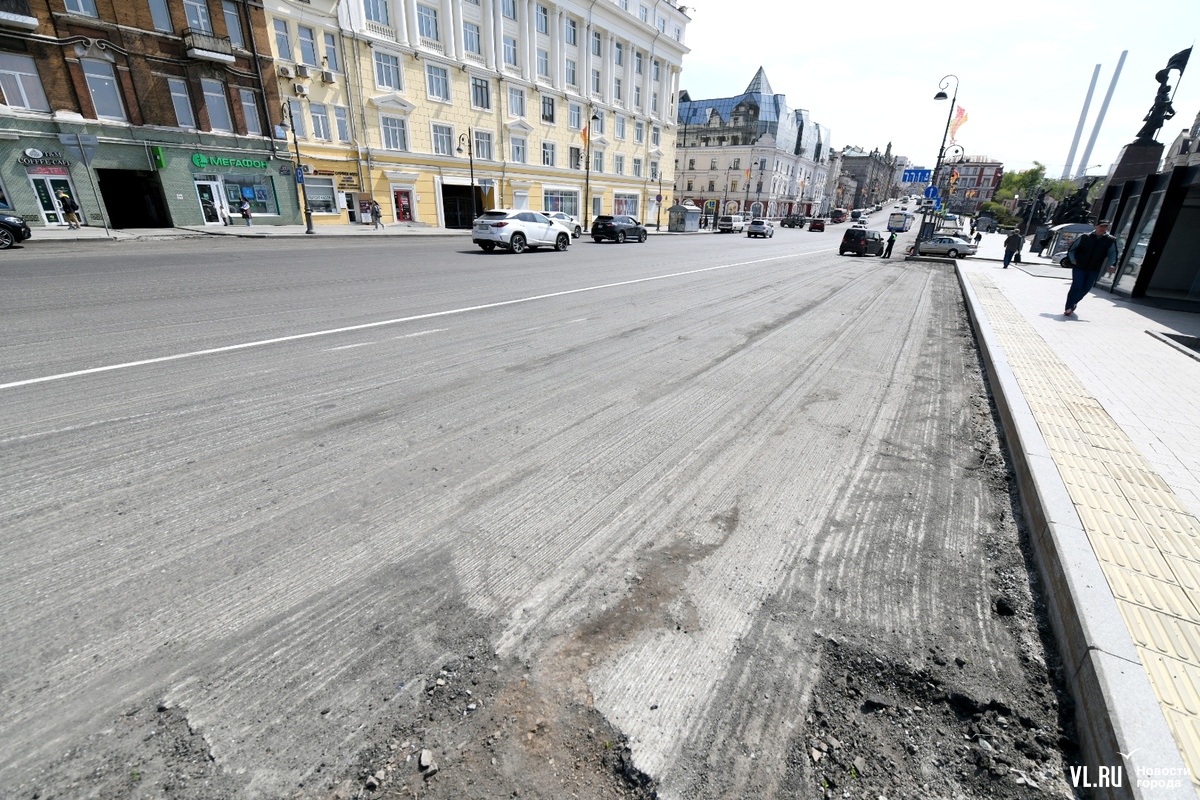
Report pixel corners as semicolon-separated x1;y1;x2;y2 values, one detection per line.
955;265;1191;799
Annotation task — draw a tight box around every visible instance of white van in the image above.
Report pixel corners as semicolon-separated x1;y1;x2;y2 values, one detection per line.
717;214;745;233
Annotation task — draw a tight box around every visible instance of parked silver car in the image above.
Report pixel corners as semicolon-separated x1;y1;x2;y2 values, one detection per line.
916;235;977;258
472;209;573;253
746;219;774;238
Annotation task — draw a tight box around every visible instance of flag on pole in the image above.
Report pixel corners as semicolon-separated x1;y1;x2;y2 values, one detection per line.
949;106;968;142
580;126;589;147
1165;47;1191;75
745;167;751;180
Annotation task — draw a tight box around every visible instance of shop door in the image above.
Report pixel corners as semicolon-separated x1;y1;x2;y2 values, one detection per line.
194;181;224;225
394;190;414;222
29;172;82;226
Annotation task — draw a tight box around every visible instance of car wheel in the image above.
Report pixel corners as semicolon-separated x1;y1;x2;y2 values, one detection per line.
479;242;496;252
0;228;13;249
616;230;626;244
555;233;569;251
574;226;581;238
509;233;527;254
947;248;959;258
638;230;647;242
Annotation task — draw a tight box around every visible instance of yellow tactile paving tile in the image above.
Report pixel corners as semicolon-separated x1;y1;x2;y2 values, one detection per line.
1131;501;1200;540
1159;709;1200;790
1121;602;1200;665
1140;649;1200;717
1159;527;1200;563
1092;535;1177;582
1167;557;1200;595
1102;564;1200;623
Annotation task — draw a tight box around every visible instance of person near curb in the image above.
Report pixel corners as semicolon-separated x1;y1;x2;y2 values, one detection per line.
1003;230;1023;268
239;198;252;227
1062;220;1119;317
883;232;897;258
973;231;982;246
370;199;383;231
56;190;81;229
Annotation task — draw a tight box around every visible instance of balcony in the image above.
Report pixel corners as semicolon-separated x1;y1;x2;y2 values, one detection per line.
0;0;38;31
183;28;235;64
365;20;397;41
418;37;443;54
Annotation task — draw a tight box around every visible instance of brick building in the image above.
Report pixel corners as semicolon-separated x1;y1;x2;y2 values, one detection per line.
839;143;896;211
933;155;1003;215
0;0;300;229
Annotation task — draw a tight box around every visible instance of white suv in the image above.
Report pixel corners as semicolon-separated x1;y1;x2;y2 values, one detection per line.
545;211;582;238
472;210;574;253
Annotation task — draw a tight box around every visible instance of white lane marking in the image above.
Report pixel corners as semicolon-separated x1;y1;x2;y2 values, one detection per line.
325;342;376;351
392;329;447;339
1;251;829;391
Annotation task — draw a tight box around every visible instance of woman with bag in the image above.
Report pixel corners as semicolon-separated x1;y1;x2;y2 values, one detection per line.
239;199;252;227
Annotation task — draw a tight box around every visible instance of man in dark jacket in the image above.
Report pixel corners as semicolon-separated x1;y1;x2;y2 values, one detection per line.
1063;220;1119;316
1002;230;1023;268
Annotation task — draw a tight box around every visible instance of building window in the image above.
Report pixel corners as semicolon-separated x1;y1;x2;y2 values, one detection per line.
674;25;682;41
639;5;648;22
591;69;600;93
298;26;319;66
417;5;438;40
431;123;452;155
564;18;577;45
656;15;665;32
381;115;408;150
508;86;525;117
222;2;244;47
614;193;638;215
634;120;644;143
651;92;658;112
634;51;642;74
503;36;518;67
65;0;97;15
614;154;624;175
651;125;660;146
536;48;549;77
592;110;604;134
274;19;291;60
201;78;232;131
707;180;715;191
536;4;548;33
569;103;581;130
632;157;642;177
591;31;601;56
287;99;306;137
542;141;555;166
711;158;719;169
653;59;660;81
544;188;578;215
592;150;603;172
183;0;213;33
82;60;126;121
565;59;576;86
308;102;330;139
541;95;555;122
613;76;621;101
426;63;450;101
240;89;263;134
375;52;401;89
730;180;738;192
511;136;526;163
0;54;49;112
149;0;173;31
474;129;493;160
650;160;658;179
323;32;339;70
569;146;581;169
305;176;337;214
166;77;195;127
633;85;640;108
502;0;516;19
464;22;481;54
615;42;623;65
686;179;692;190
334;106;350;141
471;76;490;109
364;0;390;25
615;116;625;139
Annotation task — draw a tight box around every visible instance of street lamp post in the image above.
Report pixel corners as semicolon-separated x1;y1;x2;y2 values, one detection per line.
583;110;599;229
915;74;959;252
456;128;477;221
281;99;315;234
717;165;731;232
655;170;663;231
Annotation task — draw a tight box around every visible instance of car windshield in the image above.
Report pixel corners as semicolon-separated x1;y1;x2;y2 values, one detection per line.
480;211;510;219
595;216;614;223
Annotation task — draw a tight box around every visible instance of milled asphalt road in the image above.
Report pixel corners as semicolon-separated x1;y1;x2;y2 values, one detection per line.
1;228;1048;797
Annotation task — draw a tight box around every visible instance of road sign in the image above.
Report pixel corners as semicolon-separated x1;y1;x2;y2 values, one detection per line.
294;167;304;184
903;169;932;183
655;194;662;202
924;185;939;199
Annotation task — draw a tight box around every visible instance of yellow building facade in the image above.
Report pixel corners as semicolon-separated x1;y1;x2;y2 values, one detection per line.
263;0;689;228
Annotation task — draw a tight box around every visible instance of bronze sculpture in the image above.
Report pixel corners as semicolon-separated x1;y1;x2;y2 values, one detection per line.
1134;48;1191;144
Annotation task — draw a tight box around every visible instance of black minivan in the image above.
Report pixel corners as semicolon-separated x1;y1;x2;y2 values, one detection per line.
839;228;885;256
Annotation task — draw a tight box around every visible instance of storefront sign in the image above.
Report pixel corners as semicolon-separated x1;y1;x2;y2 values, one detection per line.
190;152;271;170
18;148;72;166
337;172;360;190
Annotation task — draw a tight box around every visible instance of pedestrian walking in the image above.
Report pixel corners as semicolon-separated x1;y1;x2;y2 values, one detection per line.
1002;229;1023;268
239;198;252;226
973;231;982;246
1062;220;1118;317
370;199;383;230
883;231;897;258
56;190;81;229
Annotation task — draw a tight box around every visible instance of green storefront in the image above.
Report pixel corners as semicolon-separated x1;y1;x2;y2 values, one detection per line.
0;119;302;229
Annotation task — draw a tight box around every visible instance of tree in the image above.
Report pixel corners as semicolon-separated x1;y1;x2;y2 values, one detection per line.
980;201;1020;227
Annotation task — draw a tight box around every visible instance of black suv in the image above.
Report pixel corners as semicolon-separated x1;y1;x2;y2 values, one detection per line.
839;228;885;256
591;215;647;243
0;214;32;249
779;214;805;228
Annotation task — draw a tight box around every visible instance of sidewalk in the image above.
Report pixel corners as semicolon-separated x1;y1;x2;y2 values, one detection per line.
958;258;1200;797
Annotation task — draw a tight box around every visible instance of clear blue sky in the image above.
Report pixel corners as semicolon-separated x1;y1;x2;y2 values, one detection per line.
677;0;1199;177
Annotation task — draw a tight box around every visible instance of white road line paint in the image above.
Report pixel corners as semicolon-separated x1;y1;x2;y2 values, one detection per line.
325;342;377;351
392;329;447;339
1;252;829;391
